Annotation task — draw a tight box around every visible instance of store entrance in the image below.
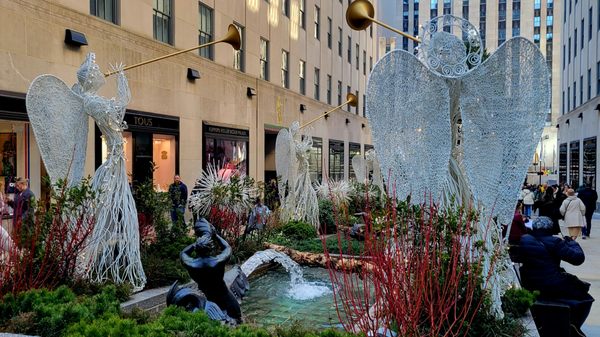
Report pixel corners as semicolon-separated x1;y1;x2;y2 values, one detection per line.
132;132;153;184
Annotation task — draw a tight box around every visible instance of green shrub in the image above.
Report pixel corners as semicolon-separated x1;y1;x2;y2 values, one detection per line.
69;279;133;302
270;234;364;255
318;200;335;234
502;288;538;318
0;285;120;337
281;220;317;240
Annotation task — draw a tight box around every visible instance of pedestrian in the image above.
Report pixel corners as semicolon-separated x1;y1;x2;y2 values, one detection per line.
577;183;598;239
518;216;594;337
168;174;188;224
521;186;535;217
6;177;35;233
551;186;567;235
537;186;555;218
246;198;271;234
560;189;586;240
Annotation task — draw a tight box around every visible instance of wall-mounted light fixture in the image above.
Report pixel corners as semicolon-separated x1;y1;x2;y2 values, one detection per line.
345;118;350;125
361;123;366;129
578;112;583;119
595;104;600;112
565;119;570;125
324;114;329;120
187;68;201;81
556;124;560;128
246;87;257;98
299;104;307;113
64;29;88;47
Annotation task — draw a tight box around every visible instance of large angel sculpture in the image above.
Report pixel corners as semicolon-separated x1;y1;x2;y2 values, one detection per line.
366;15;550;316
275;122;319;228
26;53;146;290
367;15;549;226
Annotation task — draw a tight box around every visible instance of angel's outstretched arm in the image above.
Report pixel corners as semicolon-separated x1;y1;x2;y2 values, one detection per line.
111;63;131;108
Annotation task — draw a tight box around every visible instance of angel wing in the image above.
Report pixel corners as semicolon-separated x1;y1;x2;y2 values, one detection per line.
366;50;452;203
275;126;298;201
26;75;88;186
460;37;550;225
352;154;367;183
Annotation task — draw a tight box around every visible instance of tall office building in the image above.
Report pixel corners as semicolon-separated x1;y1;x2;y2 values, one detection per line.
377;0;561;181
558;0;599;192
0;0;377;197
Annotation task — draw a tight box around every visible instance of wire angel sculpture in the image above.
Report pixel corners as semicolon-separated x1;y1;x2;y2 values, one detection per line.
366;15;550;316
352;149;384;191
275;122;319;228
26;53;146;290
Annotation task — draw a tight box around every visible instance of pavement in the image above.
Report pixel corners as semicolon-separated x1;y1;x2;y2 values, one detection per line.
561;212;600;337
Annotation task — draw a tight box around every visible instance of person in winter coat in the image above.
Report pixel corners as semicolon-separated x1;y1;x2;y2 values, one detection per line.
521;187;535;217
537;186;555;218
560;189;586;240
577;184;598;238
519;216;594;336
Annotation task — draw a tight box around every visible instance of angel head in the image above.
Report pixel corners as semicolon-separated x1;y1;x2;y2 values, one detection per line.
76;53;105;93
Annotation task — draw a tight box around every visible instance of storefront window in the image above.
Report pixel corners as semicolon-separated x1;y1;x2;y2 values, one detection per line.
329;140;344;181
559;142;567;185
349;142;361;179
152;134;176;191
569;140;580;189
309;137;322;183
583;137;596;189
203;125;249;176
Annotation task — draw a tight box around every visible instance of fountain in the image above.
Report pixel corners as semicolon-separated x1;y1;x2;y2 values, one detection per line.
241;249;331;301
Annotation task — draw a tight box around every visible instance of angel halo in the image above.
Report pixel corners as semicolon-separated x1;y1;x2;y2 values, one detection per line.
26;52;146;290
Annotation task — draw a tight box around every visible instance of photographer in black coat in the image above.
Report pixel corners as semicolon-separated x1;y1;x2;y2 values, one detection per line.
519;216;594;335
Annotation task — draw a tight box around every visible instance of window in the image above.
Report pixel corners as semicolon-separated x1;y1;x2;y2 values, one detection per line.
91;0;118;24
588;69;592;100
199;3;214;60
562;91;565;114
463;0;469;19
581;19;585;48
338;27;342;56
355;90;359;114
534;17;541;27
282;0;289;17
153;0;172;44
327;17;332;48
337;81;342;105
559;143;567;184
580;75;583;105
563;45;566;69
597;61;600;95
570;141;580;189
260;38;269;80
282;50;289;88
547;15;553;26
327;75;332;104
355;44;359;70
347;36;352;62
314;68;320;100
574;29;578;57
568;38;571;63
299;0;305;29
363;94;366;116
314;6;320;40
309;138;323;182
568;86;571;110
363;51;367;75
430;0;438;17
534;0;541;9
329;140;344;181
512;20;520;36
574;81;577;108
233;23;245;71
583;137;597;189
369;56;373;71
299;60;306;94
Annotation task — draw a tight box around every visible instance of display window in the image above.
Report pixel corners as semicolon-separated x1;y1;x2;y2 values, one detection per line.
203;124;249;175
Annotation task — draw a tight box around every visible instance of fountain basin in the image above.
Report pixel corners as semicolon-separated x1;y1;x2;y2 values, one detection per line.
242;266;340;328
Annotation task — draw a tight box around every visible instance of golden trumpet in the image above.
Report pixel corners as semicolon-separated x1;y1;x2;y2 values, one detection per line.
300;93;358;129
346;0;420;43
104;24;241;77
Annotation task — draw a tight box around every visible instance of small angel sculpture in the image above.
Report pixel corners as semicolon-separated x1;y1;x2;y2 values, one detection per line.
26;53;146;290
275;122;319;228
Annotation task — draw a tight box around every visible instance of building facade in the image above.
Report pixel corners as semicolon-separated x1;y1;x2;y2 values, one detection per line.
377;0;561;182
0;0;376;198
559;0;600;192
